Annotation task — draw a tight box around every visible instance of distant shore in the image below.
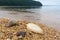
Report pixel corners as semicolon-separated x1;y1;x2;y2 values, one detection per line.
0;0;42;6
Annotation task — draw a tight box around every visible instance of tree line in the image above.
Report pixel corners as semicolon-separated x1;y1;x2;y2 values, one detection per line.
0;0;42;6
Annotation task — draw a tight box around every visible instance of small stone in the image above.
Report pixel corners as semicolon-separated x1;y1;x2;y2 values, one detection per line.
29;33;32;35
6;38;11;40
5;20;17;27
18;37;22;40
18;36;23;39
16;31;26;37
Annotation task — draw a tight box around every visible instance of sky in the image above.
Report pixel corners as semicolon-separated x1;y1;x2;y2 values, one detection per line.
35;0;60;5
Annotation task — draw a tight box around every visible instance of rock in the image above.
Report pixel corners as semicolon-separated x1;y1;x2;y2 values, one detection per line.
16;31;26;40
5;20;17;27
16;31;26;37
26;23;43;34
6;38;11;40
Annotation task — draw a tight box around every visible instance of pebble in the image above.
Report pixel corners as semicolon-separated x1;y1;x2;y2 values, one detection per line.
16;31;26;37
6;38;11;40
5;20;17;27
26;23;43;34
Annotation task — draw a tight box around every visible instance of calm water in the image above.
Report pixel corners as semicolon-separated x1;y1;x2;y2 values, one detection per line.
0;6;60;31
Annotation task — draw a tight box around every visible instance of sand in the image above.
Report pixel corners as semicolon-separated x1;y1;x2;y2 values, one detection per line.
0;18;60;40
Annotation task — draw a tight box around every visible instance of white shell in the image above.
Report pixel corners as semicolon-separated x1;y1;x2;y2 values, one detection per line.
26;23;43;34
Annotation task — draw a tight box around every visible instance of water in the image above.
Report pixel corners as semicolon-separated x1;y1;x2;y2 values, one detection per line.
0;6;60;31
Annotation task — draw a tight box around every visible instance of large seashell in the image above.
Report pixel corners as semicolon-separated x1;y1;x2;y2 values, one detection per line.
26;23;43;34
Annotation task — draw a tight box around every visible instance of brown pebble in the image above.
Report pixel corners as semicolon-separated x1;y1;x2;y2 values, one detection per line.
29;33;32;35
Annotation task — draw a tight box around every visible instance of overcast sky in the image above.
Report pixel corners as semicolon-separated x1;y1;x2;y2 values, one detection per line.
35;0;60;5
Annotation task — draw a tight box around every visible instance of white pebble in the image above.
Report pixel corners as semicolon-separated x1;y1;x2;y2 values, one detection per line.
26;23;43;34
6;38;11;40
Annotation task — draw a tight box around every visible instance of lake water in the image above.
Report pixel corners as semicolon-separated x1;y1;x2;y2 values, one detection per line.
0;6;60;31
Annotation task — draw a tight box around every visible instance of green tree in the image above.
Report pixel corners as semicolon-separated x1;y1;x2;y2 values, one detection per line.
0;0;42;6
